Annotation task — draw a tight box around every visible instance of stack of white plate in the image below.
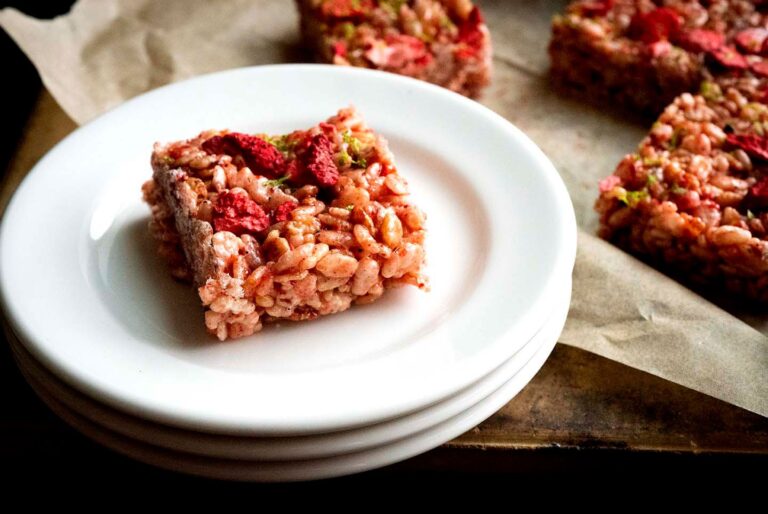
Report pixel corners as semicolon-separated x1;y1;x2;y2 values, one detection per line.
0;65;577;481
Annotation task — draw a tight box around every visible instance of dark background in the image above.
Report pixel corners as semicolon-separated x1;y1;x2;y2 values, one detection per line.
1;0;766;490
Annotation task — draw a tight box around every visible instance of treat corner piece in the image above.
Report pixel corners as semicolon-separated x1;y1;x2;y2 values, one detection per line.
296;0;492;98
595;75;768;301
549;0;768;116
143;106;428;341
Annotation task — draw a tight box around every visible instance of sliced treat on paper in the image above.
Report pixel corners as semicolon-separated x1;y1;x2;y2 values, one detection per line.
595;74;768;301
549;0;768;116
295;0;492;98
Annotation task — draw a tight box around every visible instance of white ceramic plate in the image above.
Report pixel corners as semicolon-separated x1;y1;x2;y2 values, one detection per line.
9;281;570;461
0;64;576;435
17;313;562;482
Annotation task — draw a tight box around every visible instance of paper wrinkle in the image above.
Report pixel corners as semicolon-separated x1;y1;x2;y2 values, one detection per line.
1;0;765;416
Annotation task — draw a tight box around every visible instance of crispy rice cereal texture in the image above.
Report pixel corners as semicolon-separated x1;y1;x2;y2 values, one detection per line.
595;76;768;301
550;0;768;115
296;0;492;98
142;108;428;340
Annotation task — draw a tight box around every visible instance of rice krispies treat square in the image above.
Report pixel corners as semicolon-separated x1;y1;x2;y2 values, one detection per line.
550;0;768;116
595;75;768;300
142;107;428;341
295;0;492;98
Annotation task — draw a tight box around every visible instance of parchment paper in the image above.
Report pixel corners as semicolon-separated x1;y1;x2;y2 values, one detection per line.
2;0;766;417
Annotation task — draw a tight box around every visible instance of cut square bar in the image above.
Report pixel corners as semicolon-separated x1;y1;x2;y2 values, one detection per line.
595;76;768;300
143;107;428;340
296;0;492;97
550;0;768;116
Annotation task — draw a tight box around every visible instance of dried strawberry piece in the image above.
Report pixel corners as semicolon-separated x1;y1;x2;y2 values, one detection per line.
320;0;373;19
332;40;347;58
726;134;768;161
673;29;725;53
598;175;622;193
415;52;434;67
577;0;614;17
212;191;270;235
273;201;298;223
301;133;340;187
735;28;768;55
368;34;432;68
752;177;768;198
285;159;302;183
202;133;285;178
455;7;485;60
746;177;768;209
758;87;768;104
709;46;749;69
628;7;681;44
749;57;768;77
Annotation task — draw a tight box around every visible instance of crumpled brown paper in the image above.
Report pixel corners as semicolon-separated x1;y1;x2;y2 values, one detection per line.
2;0;766;416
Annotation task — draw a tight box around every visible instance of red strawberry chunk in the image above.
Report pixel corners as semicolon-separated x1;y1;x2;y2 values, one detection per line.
752;177;768;199
456;7;485;60
628;7;682;44
750;58;768;77
366;34;432;68
709;46;749;69
726;134;768;161
674;29;725;53
599;175;622;193
202;133;285;178
212;191;270;235
735;28;768;55
332;40;347;57
273;201;298;223
302;133;340;187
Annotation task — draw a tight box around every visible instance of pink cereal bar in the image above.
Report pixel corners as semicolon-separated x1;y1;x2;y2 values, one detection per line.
595;76;768;301
142;107;428;340
550;0;768;116
295;0;492;98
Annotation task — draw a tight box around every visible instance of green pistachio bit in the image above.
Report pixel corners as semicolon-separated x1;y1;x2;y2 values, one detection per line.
439;15;455;29
646;174;658;185
671;184;687;195
342;130;367;168
342;130;362;153
747;209;756;220
643;156;662;166
618;189;648;207
337;149;352;167
262;134;296;154
345;204;355;211
264;175;290;187
668;128;682;149
341;22;355;39
379;0;406;13
699;81;723;101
